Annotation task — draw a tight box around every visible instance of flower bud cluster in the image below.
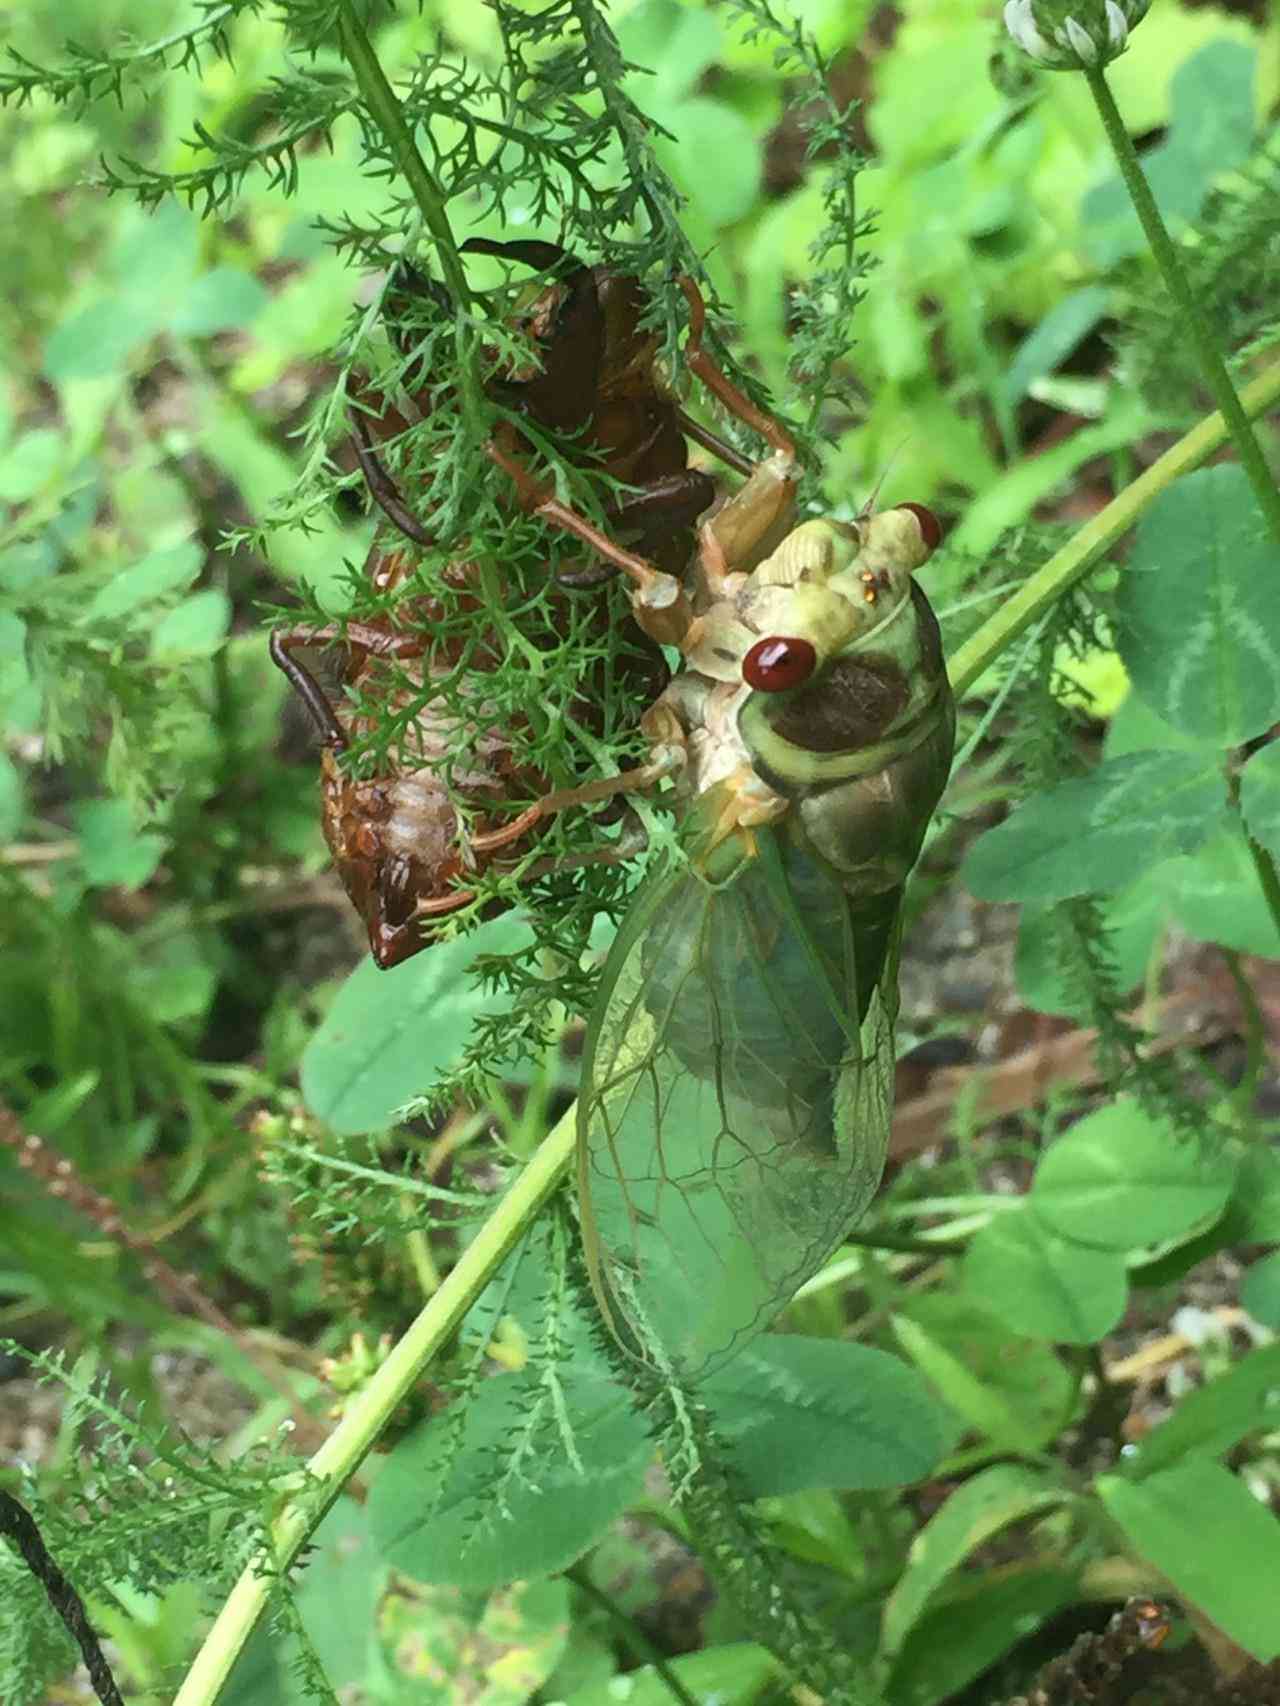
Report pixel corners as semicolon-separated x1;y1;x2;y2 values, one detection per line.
1003;0;1151;69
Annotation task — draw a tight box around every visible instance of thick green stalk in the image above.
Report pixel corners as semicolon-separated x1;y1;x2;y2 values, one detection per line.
172;1108;576;1706
335;0;473;313
947;355;1280;695
1085;64;1280;548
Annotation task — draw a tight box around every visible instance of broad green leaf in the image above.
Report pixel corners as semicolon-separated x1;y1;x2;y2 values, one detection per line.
1031;1102;1235;1251
84;541;203;623
1098;1460;1280;1662
1102;691;1217;760
963;1210;1126;1344
44;301;160;380
1242;1253;1280;1330
74;799;167;891
367;1364;650;1592
616;0;723;103
1002;286;1109;404
301;915;532;1133
962;751;1225;903
1240;741;1280;862
887;1568;1078;1706
651;97;762;227
171;267;270;336
375;1576;569;1706
892;1297;1075;1454
705;1335;959;1496
882;1465;1067;1657
1161;824;1280;956
295;1498;384;1694
0;427;65;500
149;589;232;660
1124;1344;1280;1479
563;1643;778;1706
1117;465;1280;746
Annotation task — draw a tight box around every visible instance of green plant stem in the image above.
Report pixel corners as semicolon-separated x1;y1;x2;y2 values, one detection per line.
335;1;473;312
947;355;1280;695
172;1107;576;1706
1084;64;1280;548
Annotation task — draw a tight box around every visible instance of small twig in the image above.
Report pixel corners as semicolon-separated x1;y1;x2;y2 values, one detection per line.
0;1491;126;1706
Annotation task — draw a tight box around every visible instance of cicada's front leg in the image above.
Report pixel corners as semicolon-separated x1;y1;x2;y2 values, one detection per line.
675;278;801;590
486;441;695;649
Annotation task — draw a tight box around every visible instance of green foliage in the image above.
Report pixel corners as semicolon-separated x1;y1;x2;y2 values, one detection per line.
3;0;1280;1703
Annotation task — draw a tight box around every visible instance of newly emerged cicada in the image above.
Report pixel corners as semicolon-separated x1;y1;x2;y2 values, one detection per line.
509;281;956;1373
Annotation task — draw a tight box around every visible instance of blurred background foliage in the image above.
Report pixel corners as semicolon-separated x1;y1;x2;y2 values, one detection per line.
2;0;1279;1699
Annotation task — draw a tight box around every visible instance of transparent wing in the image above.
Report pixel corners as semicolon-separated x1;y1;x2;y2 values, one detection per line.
577;828;895;1375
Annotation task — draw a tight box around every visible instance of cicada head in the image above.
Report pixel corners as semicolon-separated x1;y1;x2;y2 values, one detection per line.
729;502;948;799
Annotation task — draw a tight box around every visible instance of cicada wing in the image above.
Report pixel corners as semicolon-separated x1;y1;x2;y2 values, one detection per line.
577;833;895;1375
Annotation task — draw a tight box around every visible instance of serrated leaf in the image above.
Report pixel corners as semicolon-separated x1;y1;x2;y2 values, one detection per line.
1240;741;1280;862
1098;1460;1280;1661
1031;1102;1235;1251
1117;465;1280;746
962;751;1225;903
367;1364;650;1592
963;1210;1126;1344
705;1335;959;1496
882;1465;1066;1657
1124;1343;1280;1478
300;915;533;1134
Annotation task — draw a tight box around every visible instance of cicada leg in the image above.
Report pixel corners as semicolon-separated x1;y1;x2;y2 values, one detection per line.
486;441;693;648
349;409;436;550
270;623;429;750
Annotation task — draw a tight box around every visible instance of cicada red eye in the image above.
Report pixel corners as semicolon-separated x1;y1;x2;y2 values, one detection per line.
895;502;942;553
742;636;817;693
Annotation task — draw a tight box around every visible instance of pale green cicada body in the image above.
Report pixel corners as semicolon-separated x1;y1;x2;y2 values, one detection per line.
577;505;955;1374
501;280;955;1373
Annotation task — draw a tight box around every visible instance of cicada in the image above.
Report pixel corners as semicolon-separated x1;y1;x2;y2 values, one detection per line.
511;281;956;1372
273;245;751;967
